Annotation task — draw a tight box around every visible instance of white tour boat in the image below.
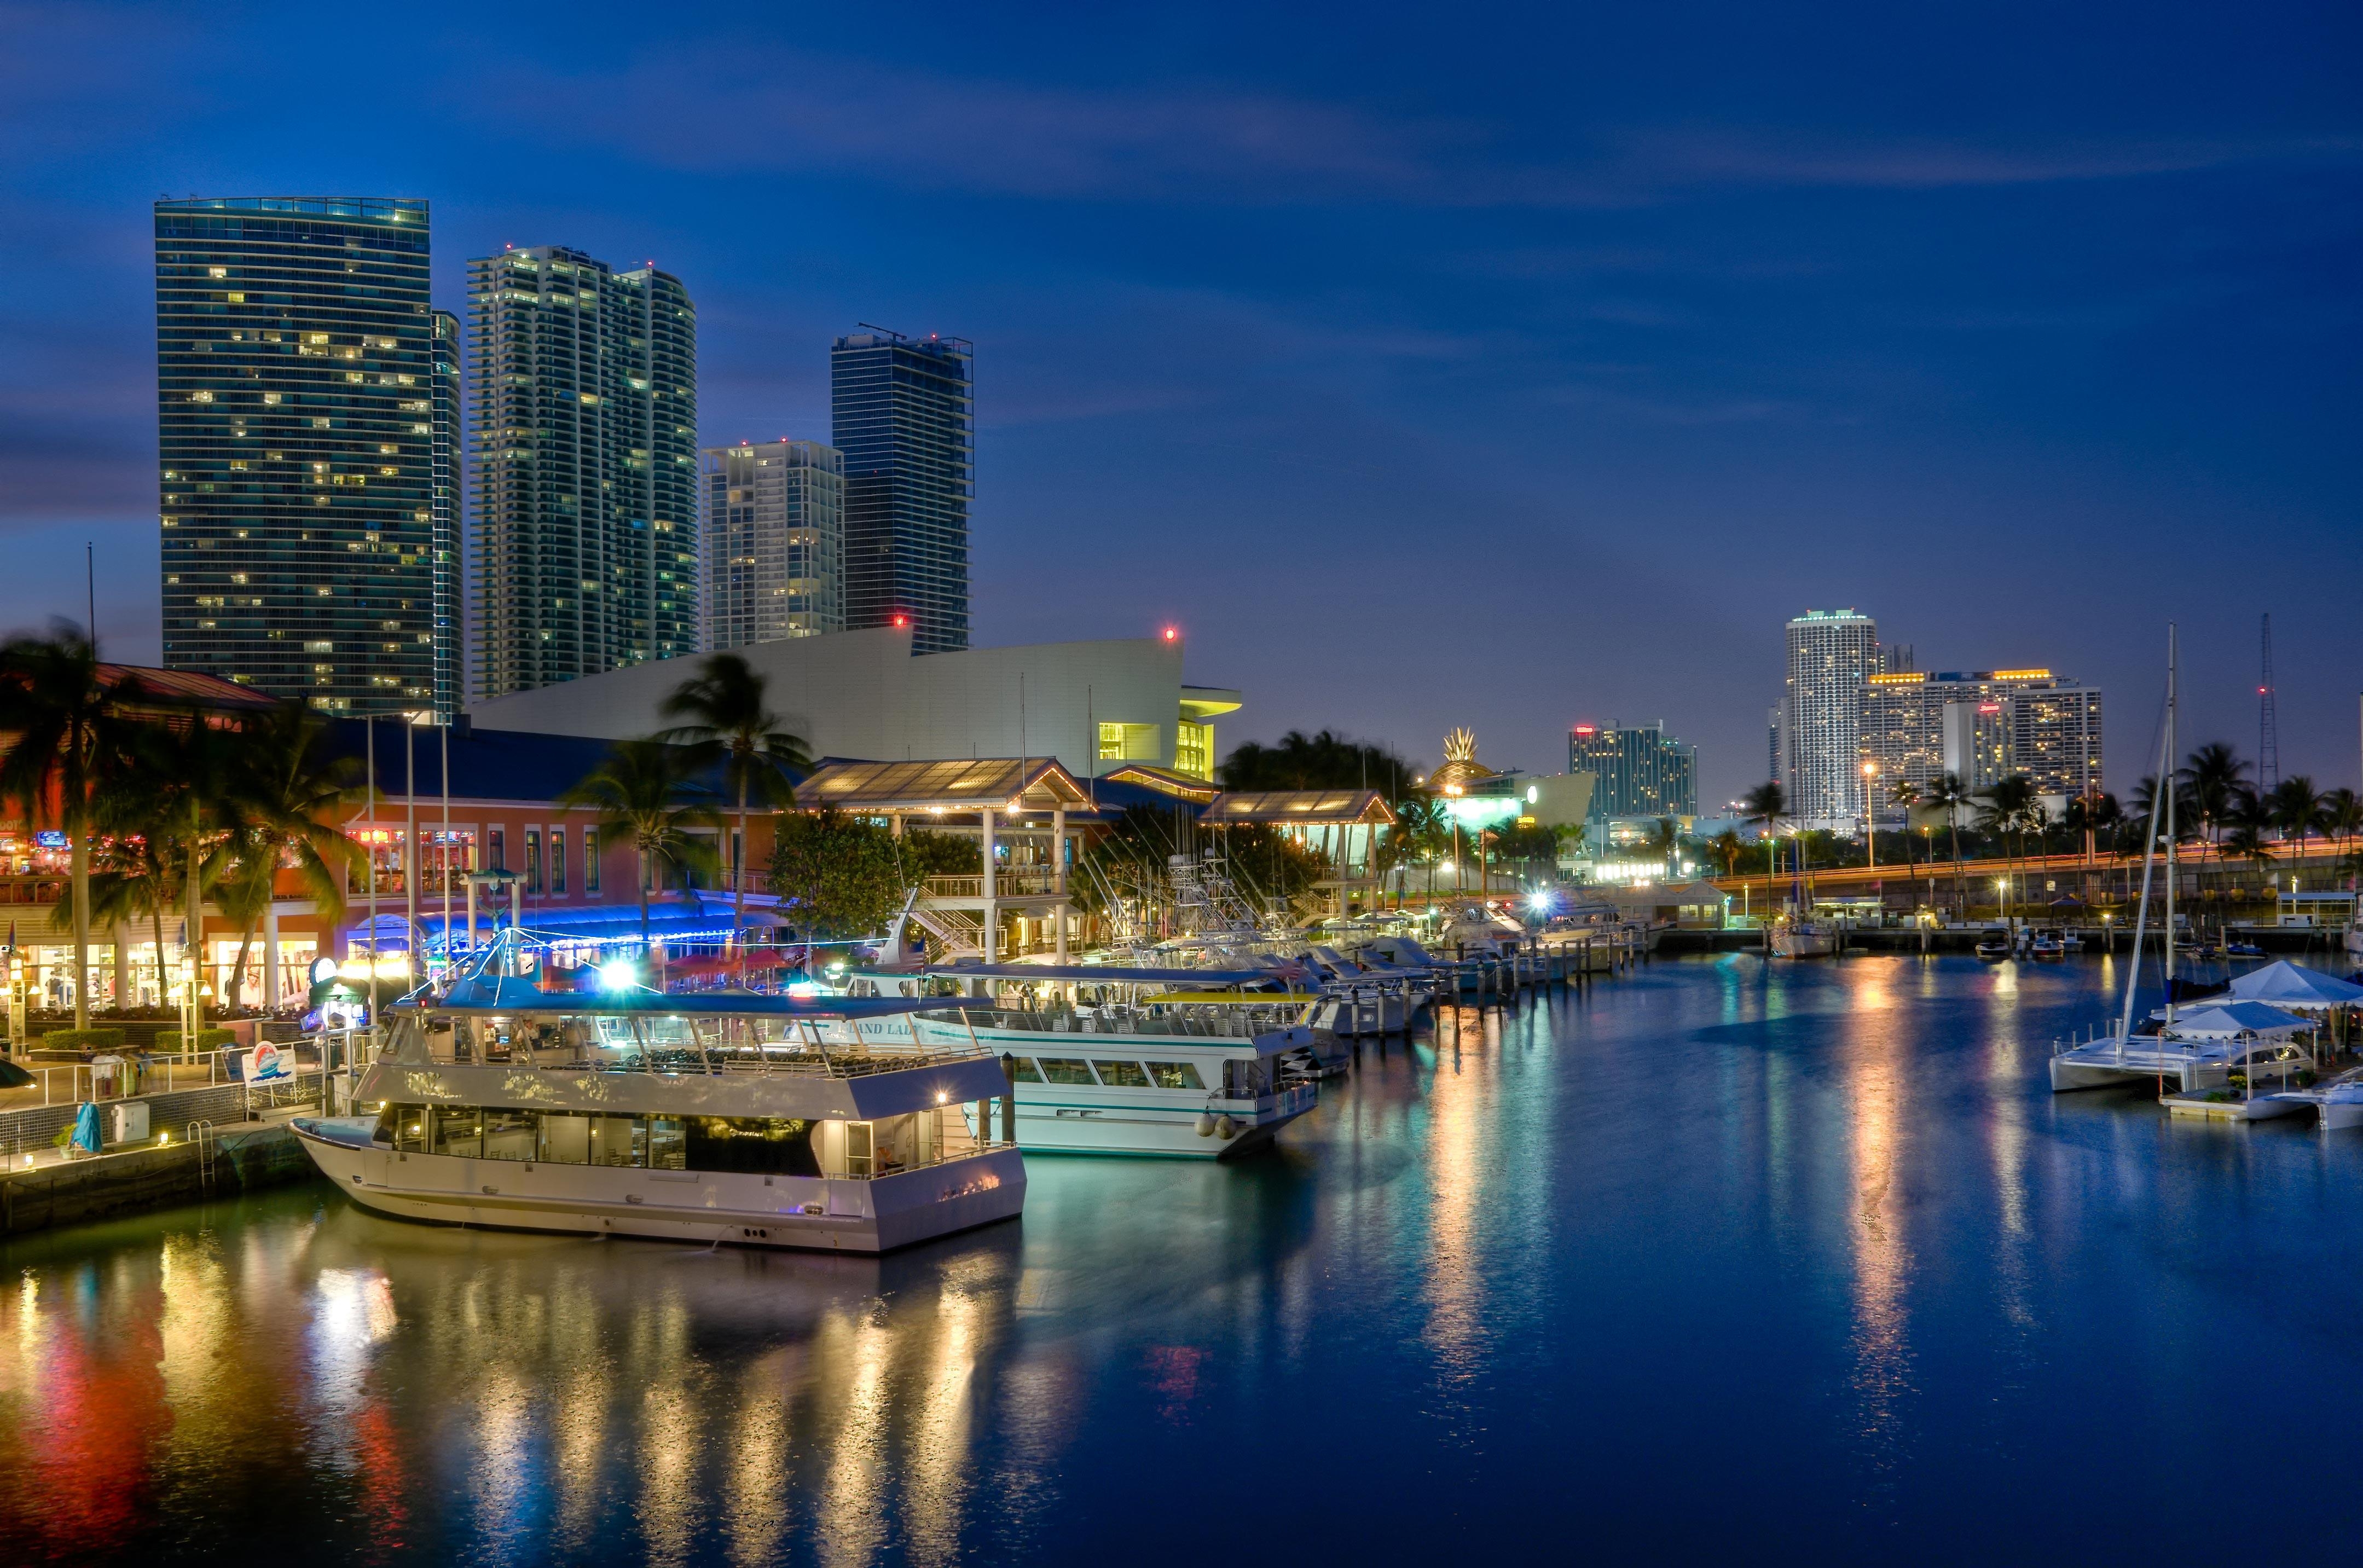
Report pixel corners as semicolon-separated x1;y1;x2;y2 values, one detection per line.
291;966;1026;1254
831;964;1321;1157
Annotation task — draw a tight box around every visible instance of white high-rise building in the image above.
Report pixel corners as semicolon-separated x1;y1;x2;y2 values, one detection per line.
700;440;845;650
1783;609;1882;825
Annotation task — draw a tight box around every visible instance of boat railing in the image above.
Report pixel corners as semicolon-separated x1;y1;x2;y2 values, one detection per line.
953;1005;1278;1040
399;1033;991;1080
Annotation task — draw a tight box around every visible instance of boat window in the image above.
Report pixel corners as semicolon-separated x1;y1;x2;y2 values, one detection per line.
846;1121;873;1179
1035;1058;1094;1085
388;1104;430;1152
481;1108;536;1160
647;1117;687;1171
432;1106;484;1158
685;1117;821;1177
537;1112;590;1164
1144;1061;1204;1090
421;1020;457;1063
588;1114;643;1167
1093;1060;1151;1087
1004;1057;1044;1083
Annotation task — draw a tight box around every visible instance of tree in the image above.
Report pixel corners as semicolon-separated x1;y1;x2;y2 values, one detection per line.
654;653;812;958
1741;781;1787;879
1887;779;1922;899
1218;730;1418;794
216;705;363;1010
1633;815;1678;878
1916;772;1972;914
0;625;126;1028
1974;776;2040;905
767;810;911;942
1391;797;1453;901
2265;775;2325;858
75;818;176;1007
121;707;251;1028
2177;742;2250;846
1706;829;1745;877
2322;787;2362;864
559;742;721;942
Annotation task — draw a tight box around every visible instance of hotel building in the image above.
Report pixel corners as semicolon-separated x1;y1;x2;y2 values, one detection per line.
701;440;846;649
1860;669;2104;797
1569;721;1698;817
468;246;698;701
154;196;444;714
831;330;972;653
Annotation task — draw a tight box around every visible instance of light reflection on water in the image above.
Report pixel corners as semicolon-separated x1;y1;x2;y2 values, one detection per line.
8;954;2363;1565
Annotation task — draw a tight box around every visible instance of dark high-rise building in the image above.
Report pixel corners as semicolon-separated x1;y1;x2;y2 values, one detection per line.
155;196;439;714
469;246;697;701
1569;721;1698;818
429;309;462;717
831;329;972;653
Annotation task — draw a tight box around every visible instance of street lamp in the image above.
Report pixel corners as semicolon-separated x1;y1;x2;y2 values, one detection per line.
1862;760;1879;872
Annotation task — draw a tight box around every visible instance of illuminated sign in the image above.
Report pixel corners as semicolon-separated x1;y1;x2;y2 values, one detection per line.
1978;704;2002;714
33;831;67;849
1989;669;2051;680
1867;673;1927;685
1572;726;1596;736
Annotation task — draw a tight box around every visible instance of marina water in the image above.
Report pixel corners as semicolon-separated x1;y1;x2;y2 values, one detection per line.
6;953;2359;1564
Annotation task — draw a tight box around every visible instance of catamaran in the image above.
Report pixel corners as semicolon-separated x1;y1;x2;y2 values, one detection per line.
290;947;1026;1254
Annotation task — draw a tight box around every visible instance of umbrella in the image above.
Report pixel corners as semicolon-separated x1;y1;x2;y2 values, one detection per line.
71;1102;102;1154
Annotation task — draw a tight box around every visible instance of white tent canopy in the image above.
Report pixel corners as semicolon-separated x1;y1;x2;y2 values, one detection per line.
2225;959;2363;1011
2158;1000;2315;1040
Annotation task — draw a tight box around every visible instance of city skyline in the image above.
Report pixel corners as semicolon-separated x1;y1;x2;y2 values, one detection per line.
3;2;2356;796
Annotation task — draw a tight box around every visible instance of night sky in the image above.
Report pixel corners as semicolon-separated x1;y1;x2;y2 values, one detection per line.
1;2;2356;804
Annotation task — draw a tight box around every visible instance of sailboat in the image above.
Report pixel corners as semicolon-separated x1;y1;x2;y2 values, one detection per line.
1768;832;1837;958
2049;625;2268;1095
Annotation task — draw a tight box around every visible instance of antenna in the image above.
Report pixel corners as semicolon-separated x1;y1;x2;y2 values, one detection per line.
2259;613;2279;791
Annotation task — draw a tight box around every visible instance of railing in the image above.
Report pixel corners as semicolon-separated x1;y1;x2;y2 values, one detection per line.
411;1038;993;1081
923;869;1063;899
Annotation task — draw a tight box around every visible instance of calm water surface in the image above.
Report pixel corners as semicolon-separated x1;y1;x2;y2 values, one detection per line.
5;954;2359;1565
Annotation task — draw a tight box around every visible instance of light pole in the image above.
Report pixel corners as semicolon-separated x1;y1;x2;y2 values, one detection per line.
1862;760;1879;872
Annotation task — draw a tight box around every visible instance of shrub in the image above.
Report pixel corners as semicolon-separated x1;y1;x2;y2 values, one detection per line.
39;1028;125;1052
155;1029;238;1053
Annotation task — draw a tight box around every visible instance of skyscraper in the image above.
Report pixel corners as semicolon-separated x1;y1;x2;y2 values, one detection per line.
1782;609;1882;824
429;308;462;717
469;246;697;701
701;440;845;649
155;196;439;714
831;329;972;653
1569;721;1698;817
1861;668;2104;797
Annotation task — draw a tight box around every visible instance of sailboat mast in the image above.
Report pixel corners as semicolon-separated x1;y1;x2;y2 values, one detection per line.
2113;643;2173;1059
2163;623;2178;1028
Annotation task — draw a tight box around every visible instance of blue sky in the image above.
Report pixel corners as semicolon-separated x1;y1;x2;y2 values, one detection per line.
1;1;2356;802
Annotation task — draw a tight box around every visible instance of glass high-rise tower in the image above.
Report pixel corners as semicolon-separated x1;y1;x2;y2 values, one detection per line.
701;440;845;650
469;246;697;701
831;329;972;653
155;196;442;714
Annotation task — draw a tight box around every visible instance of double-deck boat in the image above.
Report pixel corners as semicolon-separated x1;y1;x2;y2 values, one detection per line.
290;963;1026;1254
831;964;1322;1158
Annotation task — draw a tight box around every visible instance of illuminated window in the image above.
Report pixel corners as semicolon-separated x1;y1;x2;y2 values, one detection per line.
1174;721;1214;780
583;829;600;893
1097;722;1161;762
548;830;566;895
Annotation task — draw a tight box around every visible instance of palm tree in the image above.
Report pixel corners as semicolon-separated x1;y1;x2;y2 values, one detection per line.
654;654;811;955
130;710;252;1029
1741;781;1787;880
2177;742;2250;847
1391;797;1451;904
559;741;722;942
77;821;176;1006
1919;772;1971;915
1887;779;1922;901
0;625;126;1028
2322;787;2362;869
1638;815;1679;879
1707;829;1745;878
216;705;363;1010
2266;775;2326;864
1976;776;2039;913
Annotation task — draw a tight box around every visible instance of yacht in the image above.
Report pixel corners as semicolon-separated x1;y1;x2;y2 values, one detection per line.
2028;929;2066;962
1974;930;2012;962
289;966;1026;1255
1769;913;1838;958
836;963;1323;1156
